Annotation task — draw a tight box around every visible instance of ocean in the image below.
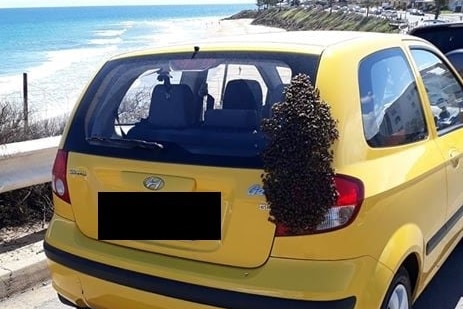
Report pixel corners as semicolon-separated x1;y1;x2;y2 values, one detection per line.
0;4;254;119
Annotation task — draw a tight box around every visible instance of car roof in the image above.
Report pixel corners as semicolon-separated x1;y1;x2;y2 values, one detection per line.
409;21;463;32
111;30;421;60
408;22;463;54
409;21;463;35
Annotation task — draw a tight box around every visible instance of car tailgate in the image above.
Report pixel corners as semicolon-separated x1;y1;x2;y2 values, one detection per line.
67;152;275;268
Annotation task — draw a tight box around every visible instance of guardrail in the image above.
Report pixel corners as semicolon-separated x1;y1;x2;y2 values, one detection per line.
0;136;61;194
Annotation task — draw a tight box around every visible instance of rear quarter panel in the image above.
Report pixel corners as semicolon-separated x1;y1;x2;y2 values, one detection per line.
271;37;448;287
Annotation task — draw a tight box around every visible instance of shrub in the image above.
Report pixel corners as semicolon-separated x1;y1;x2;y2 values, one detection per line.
0;100;66;144
0;100;67;229
0;183;53;228
0;101;24;145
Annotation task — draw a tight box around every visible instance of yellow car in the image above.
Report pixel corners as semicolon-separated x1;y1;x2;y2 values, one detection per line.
44;30;463;309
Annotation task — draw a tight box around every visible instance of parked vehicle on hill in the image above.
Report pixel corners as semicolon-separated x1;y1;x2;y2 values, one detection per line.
409;8;425;16
44;30;463;309
409;22;463;75
382;8;398;19
370;6;383;15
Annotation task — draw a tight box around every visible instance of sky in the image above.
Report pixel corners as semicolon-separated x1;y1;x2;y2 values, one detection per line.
0;0;254;8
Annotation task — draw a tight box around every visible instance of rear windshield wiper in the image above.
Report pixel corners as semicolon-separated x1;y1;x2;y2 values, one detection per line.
86;136;164;150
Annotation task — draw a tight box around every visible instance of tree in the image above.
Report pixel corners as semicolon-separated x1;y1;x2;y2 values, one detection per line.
364;0;371;17
434;0;443;19
434;0;450;19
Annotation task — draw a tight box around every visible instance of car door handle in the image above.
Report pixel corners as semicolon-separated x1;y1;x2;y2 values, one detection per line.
449;149;461;168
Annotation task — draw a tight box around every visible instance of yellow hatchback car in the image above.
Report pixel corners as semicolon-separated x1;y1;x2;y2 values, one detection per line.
44;30;463;309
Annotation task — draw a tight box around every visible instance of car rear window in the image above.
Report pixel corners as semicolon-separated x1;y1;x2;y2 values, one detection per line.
64;51;320;168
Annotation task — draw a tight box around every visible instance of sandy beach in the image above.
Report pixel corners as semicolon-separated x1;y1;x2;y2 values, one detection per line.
0;17;284;120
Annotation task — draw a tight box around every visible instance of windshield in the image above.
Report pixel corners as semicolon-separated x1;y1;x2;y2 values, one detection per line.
66;51;320;168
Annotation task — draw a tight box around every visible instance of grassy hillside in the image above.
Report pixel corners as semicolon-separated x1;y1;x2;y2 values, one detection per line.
228;7;398;33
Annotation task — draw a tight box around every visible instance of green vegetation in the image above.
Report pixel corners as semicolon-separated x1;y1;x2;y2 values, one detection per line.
228;7;399;33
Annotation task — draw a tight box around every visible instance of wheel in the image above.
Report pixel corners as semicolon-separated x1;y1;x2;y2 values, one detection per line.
381;266;412;309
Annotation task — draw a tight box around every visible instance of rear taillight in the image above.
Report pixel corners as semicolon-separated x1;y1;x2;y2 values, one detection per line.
275;174;364;236
51;149;71;204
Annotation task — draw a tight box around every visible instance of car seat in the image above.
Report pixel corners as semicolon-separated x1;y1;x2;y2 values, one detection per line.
127;84;196;140
203;79;263;131
222;79;263;112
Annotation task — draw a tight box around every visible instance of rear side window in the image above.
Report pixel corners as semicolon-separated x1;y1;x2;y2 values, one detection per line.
68;51;319;168
359;48;427;147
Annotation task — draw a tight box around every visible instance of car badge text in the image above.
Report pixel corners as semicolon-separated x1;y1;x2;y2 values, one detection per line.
248;184;264;196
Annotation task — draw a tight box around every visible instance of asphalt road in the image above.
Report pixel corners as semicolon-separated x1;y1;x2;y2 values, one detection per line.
413;240;463;309
0;241;462;309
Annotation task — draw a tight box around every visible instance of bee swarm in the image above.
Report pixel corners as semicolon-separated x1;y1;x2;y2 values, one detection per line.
261;73;339;234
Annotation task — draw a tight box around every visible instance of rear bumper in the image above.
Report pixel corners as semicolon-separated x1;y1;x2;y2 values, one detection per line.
44;215;392;309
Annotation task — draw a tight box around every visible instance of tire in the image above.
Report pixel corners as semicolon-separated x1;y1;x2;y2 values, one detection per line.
381;266;412;309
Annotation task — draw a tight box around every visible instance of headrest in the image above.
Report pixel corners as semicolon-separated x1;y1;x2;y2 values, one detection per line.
148;84;195;128
222;79;263;110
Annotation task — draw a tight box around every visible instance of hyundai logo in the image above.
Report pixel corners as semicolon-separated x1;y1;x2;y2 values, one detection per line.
143;176;165;191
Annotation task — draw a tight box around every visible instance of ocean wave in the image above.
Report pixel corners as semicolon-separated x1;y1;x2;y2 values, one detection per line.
0;46;117;119
88;37;123;45
121;21;136;27
93;29;127;37
0;5;255;119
